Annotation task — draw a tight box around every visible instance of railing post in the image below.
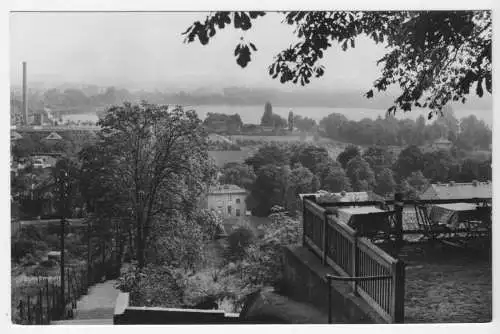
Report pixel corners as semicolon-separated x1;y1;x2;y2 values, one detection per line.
46;279;50;323
322;209;331;265
27;296;31;324
394;193;404;251
391;260;405;323
351;231;359;295
302;199;307;247
38;288;43;324
18;300;24;324
327;276;332;324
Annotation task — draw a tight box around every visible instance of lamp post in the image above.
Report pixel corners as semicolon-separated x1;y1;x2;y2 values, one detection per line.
56;167;71;312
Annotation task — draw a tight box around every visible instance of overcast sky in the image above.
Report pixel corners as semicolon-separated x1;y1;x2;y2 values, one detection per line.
10;12;387;92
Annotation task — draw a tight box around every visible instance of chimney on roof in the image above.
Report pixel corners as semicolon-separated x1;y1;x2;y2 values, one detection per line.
22;62;28;126
472;180;479;186
449;181;455;186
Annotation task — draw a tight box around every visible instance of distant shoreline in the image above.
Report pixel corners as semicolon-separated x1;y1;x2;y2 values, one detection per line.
61;104;493;127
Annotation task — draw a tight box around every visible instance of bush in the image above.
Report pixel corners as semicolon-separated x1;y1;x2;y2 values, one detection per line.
116;264;186;308
39;259;56;268
20;253;37;267
12;239;37;262
227;226;255;260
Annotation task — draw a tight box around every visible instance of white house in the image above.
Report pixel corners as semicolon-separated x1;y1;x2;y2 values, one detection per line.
206;184;248;218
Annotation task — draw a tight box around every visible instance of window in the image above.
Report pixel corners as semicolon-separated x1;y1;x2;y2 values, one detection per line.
236;198;241;204
227;205;232;215
236;209;241;217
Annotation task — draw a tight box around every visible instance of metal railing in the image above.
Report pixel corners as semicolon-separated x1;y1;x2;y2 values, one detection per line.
13;261;117;325
302;198;405;323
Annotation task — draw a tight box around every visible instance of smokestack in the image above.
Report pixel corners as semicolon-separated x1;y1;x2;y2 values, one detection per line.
22;61;28;125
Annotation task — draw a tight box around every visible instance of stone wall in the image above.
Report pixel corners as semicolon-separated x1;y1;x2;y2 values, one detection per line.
113;292;240;325
282;245;386;324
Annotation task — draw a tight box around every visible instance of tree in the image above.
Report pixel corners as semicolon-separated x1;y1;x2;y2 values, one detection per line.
93;102;214;267
11;136;42;159
270;113;287;129
219;162;256;189
293;115;316;133
362;146;394;172
322;168;352;193
345;156;375;191
315;158;342;185
289;144;330;175
397;179;417;199
337;145;361;169
204;113;243;133
434;105;459;142
285;164;317;215
320;113;349;140
406;171;429;194
375;168;396;198
457;115;492;150
184;11;491;116
288;110;294;131
261;102;274;126
248;164;290;217
393;145;425;180
244;143;289;172
422;150;460;182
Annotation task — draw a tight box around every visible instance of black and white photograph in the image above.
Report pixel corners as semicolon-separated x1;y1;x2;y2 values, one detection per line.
5;1;495;327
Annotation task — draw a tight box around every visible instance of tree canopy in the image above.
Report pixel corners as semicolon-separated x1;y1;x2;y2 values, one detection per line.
184;11;491;116
85;102;216;267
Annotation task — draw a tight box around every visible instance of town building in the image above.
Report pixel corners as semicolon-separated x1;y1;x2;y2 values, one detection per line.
419;181;492;200
299;190;384;203
431;137;453;151
206;184;248;218
44;132;63;141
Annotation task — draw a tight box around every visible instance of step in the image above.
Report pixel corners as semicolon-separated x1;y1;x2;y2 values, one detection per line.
51;318;113;325
74;307;115;320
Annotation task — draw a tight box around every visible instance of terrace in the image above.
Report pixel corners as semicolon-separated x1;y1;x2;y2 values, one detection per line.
300;193;491;323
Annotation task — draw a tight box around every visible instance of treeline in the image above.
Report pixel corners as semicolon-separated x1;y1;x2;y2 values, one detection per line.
319;107;491;150
203;102;317;135
219;142;492;217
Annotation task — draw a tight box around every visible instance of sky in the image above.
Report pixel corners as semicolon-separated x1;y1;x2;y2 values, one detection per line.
10;12;387;92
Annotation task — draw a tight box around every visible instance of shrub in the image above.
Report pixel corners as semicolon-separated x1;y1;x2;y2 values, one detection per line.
12;239;33;262
39;259;56;268
116;264;185;308
227;226;255;260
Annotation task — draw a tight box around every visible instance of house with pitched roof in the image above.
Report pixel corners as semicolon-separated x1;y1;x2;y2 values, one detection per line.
419;181;492;200
431;137;453;151
206;184;249;218
44;132;63;141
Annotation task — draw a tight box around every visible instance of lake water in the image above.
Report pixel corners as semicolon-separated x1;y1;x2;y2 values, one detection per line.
62;105;493;127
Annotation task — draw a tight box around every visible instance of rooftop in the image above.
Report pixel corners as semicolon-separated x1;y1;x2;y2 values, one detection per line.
299;191;384;202
433;137;452;144
209;184;248;195
420;181;492;200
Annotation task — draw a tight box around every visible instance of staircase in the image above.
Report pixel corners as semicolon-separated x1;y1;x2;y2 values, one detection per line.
52;280;119;325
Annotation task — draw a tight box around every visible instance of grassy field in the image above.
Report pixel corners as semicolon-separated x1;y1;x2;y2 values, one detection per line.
208;148;256;167
229;134;315;142
401;242;491;323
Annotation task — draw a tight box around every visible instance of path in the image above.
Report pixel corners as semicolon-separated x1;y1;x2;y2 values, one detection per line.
52;280;119;325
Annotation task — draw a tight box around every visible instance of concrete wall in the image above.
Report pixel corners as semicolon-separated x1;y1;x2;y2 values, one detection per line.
113;292;240;325
282;245;386;324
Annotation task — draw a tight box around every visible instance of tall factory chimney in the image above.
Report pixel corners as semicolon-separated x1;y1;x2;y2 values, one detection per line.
22;61;28;126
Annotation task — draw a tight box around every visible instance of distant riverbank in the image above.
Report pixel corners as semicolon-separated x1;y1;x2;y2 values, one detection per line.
62;104;493;128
